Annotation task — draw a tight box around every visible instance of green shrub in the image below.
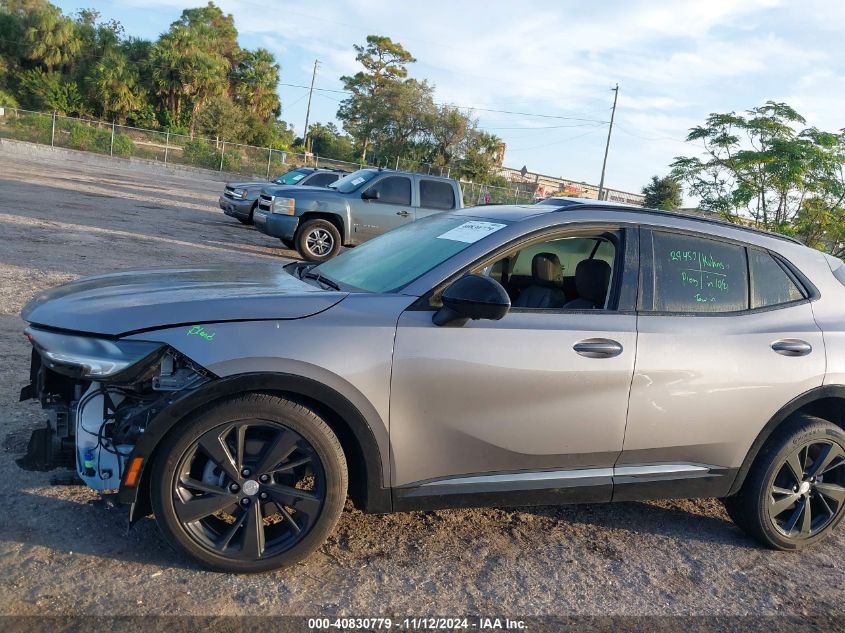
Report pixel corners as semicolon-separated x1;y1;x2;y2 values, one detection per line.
182;139;220;169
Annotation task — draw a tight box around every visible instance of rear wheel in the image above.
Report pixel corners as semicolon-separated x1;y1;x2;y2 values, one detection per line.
295;218;341;262
150;394;347;573
724;414;845;550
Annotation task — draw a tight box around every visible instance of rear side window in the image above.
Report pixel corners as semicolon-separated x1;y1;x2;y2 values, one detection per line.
367;176;411;205
748;248;805;308
651;231;748;312
420;179;456;210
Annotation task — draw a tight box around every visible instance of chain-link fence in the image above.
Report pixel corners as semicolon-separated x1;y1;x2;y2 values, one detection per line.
0;107;535;206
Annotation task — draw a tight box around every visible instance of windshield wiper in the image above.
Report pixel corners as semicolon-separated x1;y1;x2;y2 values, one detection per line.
303;271;340;291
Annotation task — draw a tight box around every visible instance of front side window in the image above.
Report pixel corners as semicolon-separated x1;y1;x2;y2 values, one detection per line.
748;248;805;308
365;176;412;205
478;233;619;310
306;172;340;188
650;231;748;313
420;179;456;210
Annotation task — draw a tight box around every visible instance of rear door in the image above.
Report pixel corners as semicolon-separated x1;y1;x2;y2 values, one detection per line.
619;227;825;497
356;174;415;240
417;177;458;220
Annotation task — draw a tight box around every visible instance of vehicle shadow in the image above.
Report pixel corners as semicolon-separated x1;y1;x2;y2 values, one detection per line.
518;499;756;548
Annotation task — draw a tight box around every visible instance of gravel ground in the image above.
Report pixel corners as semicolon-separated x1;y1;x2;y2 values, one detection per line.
0;150;843;621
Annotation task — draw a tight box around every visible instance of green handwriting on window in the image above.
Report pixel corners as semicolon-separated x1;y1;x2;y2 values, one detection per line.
668;248;733;304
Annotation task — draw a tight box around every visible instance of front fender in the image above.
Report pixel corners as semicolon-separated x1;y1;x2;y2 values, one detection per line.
119;371;391;521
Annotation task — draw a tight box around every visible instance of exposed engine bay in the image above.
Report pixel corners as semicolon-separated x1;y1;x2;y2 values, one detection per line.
19;338;211;490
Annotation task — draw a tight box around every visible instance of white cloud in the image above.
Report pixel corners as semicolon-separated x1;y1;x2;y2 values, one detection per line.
90;0;843;193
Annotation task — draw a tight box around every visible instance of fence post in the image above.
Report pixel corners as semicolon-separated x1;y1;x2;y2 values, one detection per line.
50;111;56;147
395;156;400;170
315;155;319;168
164;131;170;164
109;120;115;156
219;141;225;172
266;148;272;180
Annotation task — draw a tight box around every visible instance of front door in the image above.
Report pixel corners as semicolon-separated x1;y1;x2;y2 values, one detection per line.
356;174;414;240
389;228;638;504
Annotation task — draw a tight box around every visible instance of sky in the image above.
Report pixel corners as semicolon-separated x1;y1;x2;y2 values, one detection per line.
54;0;845;197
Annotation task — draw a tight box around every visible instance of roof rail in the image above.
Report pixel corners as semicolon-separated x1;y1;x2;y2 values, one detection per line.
556;203;804;246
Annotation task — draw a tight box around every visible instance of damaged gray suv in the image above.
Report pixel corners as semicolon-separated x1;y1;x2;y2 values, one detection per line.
19;202;845;572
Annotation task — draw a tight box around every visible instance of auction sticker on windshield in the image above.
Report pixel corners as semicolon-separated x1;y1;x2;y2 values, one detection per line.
351;177;366;186
436;221;507;244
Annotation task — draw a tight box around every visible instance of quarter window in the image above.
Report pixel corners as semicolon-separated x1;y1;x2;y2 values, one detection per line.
651;231;748;313
748;248;805;308
420;179;456;210
366;176;411;205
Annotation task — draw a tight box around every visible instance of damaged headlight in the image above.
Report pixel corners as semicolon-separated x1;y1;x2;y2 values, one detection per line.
25;327;163;380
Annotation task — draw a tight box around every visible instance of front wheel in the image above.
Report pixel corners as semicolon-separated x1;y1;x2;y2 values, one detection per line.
295;219;341;262
150;394;348;573
724;414;845;550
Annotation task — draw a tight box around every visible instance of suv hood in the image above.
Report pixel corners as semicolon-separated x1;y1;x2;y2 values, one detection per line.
227;181;267;189
22;264;347;336
262;184;345;198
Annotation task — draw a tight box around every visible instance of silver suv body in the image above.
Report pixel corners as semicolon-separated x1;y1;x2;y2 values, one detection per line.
253;168;463;261
19;202;845;572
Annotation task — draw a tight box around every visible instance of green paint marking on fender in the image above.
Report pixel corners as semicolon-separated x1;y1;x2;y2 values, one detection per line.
187;325;216;341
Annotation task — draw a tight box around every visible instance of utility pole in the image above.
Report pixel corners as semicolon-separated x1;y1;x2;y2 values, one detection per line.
597;83;619;202
302;59;320;153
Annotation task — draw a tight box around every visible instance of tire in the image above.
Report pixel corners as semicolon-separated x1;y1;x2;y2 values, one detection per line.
236;202;257;225
295;218;341;262
150;394;347;573
723;414;845;551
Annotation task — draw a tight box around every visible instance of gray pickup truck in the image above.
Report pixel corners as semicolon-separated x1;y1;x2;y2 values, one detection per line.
218;167;346;225
253;168;464;261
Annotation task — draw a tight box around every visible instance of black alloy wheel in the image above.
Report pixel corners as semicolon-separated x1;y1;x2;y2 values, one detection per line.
723;414;845;550
151;395;347;572
767;440;845;539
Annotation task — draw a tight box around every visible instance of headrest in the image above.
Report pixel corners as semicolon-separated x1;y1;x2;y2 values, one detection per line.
575;259;611;304
531;252;562;284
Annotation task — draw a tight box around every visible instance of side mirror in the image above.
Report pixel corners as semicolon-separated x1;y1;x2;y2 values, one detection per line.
433;274;511;327
361;189;380;201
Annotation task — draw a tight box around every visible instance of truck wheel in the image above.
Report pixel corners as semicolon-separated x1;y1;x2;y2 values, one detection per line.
295;219;341;262
150;394;348;573
723;413;845;550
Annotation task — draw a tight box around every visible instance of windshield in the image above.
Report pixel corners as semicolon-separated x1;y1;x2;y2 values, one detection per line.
314;215;510;293
273;169;309;185
329;168;380;193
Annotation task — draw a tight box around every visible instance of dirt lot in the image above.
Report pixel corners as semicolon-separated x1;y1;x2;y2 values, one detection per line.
0;149;843;621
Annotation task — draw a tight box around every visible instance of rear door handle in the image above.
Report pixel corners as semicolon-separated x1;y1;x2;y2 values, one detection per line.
396;210;411;217
573;338;623;358
771;339;813;357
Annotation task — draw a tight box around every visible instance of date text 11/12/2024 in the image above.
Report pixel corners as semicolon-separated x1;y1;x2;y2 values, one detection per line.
308;617;527;630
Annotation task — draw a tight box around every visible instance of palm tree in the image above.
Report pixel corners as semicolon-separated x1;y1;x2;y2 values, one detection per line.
233;48;280;121
89;50;143;123
23;5;80;72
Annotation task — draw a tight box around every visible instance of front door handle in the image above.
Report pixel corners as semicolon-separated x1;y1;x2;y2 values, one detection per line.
396;210;411;217
573;338;623;358
771;339;813;357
